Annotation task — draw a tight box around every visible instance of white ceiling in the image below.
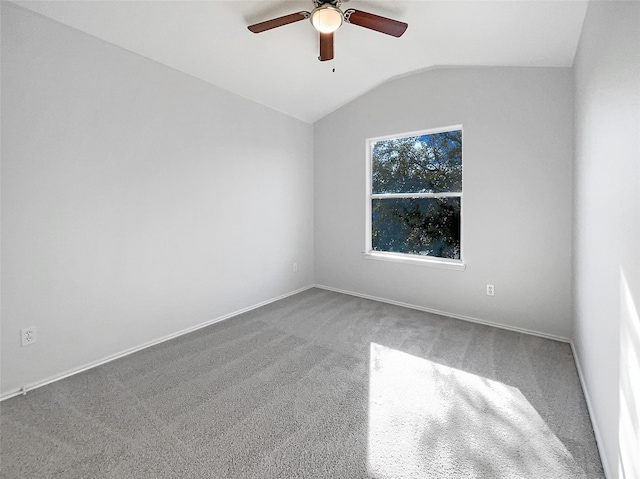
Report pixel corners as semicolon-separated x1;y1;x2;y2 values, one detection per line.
13;0;588;123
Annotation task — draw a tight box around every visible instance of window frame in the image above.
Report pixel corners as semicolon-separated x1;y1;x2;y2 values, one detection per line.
364;125;466;271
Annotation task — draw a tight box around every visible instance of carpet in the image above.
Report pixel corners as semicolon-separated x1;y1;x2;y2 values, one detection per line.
0;288;604;478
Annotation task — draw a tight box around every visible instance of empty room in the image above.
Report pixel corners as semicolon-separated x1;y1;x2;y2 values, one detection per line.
1;1;638;478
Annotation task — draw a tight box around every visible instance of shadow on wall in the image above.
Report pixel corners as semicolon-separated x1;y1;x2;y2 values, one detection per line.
619;268;639;479
366;342;603;479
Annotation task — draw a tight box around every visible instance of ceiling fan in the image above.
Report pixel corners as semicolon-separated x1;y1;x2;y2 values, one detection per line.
247;0;408;62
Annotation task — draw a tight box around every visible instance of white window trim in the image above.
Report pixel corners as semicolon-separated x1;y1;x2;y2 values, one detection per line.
364;125;465;271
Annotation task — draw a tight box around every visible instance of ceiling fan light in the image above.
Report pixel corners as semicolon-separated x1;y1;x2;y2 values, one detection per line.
310;6;343;34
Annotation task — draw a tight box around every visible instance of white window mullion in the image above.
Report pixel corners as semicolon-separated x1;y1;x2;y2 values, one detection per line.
371;192;462;200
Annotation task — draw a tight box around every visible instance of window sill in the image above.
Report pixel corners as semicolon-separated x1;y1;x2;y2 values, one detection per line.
362;251;466;271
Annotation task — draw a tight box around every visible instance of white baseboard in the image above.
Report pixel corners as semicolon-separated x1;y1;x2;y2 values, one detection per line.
569;341;612;479
314;284;571;343
0;285;315;402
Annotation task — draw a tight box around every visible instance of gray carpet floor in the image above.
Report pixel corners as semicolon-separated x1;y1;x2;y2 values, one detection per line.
1;288;604;478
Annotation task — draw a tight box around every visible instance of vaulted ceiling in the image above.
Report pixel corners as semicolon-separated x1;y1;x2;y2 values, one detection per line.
13;1;589;123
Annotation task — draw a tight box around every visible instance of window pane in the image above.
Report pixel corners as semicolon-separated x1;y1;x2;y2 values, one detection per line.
372;197;461;259
372;130;462;194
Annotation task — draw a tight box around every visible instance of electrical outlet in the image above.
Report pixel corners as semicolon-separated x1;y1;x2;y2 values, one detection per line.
21;327;37;346
293;262;298;273
487;284;495;296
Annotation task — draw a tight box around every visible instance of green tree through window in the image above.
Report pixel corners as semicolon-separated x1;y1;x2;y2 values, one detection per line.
370;129;462;260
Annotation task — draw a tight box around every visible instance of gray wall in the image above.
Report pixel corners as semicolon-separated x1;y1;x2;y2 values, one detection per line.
315;67;574;339
573;2;640;478
1;3;314;396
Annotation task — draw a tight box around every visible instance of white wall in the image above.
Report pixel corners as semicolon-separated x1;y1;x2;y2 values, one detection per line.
0;3;314;397
315;67;574;339
573;2;640;478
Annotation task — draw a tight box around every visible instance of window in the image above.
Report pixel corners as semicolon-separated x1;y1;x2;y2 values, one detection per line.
365;126;463;267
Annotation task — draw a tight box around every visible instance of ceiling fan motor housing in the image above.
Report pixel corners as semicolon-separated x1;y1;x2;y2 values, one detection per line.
314;0;342;7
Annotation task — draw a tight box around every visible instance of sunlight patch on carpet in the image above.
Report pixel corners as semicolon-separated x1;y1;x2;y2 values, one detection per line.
367;342;585;478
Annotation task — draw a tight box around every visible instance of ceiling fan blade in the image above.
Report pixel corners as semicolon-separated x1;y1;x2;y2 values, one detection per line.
343;9;408;37
319;32;334;61
248;11;310;33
